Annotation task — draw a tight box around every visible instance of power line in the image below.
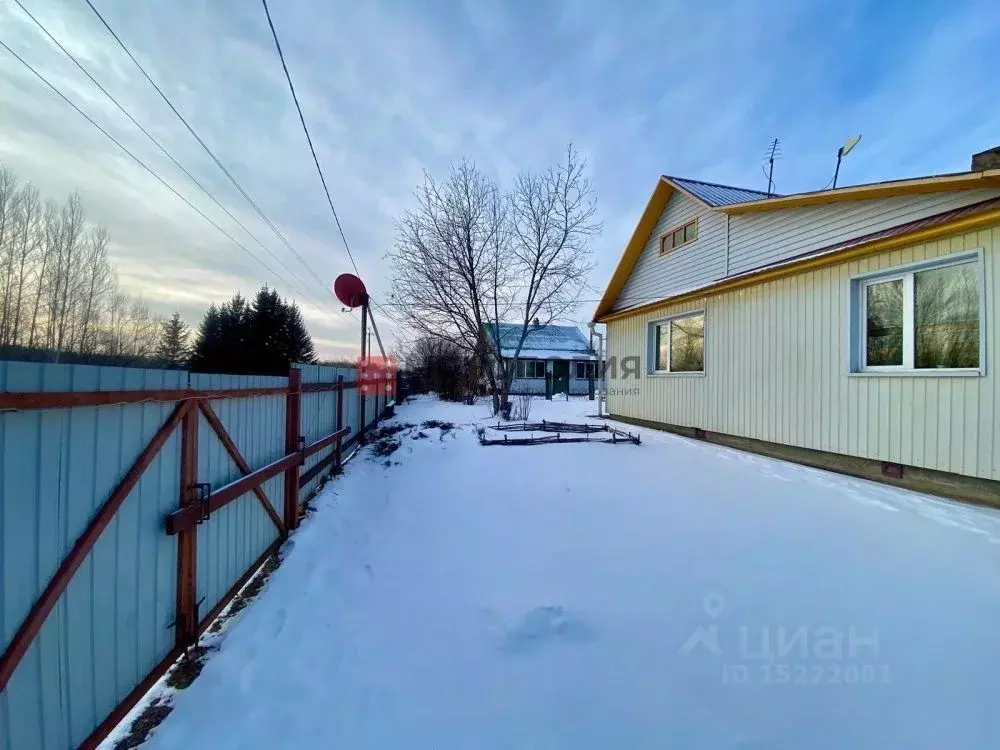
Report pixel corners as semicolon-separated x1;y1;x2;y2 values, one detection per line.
80;0;342;309
0;37;340;325
12;0;341;324
365;294;707;308
259;0;361;278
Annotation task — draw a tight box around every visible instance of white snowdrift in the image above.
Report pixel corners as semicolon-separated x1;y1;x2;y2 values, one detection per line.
139;395;1000;749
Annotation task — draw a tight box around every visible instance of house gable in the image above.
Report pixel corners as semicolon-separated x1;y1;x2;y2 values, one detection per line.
613;189;727;312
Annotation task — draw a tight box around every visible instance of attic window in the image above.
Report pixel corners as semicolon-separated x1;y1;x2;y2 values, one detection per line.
659;218;698;255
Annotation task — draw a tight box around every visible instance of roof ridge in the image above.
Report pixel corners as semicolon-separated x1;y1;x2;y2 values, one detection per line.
666;175;774;196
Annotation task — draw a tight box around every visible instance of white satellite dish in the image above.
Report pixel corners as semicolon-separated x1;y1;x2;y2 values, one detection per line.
841;134;862;157
833;134;862;188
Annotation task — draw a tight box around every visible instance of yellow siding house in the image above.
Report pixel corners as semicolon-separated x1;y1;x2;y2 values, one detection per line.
594;148;1000;503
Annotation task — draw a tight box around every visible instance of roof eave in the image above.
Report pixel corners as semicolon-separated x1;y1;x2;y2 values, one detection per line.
596;198;1000;323
592;177;675;322
720;169;1000;214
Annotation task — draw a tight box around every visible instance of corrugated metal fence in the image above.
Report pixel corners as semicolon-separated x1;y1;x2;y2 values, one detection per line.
0;361;391;750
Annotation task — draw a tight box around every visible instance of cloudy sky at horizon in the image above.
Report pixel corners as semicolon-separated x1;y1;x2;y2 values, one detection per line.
1;0;998;359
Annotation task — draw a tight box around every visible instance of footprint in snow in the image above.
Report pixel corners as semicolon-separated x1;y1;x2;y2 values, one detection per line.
500;605;596;654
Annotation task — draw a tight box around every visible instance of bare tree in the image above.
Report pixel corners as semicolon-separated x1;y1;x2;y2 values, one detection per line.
387;159;513;411
27;200;61;349
0;164;158;361
388;146;598;415
0;168;20;344
491;144;599;405
127;296;154;358
51;193;86;357
75;226;114;353
5;184;42;346
100;286;130;357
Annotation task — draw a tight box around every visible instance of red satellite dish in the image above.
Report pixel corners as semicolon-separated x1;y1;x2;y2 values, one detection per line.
334;273;368;308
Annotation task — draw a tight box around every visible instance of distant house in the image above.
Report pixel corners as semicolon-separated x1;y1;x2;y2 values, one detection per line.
592;146;1000;502
487;322;598;395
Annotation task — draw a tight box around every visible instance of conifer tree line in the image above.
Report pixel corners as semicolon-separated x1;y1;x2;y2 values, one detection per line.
0;164;316;374
188;287;317;375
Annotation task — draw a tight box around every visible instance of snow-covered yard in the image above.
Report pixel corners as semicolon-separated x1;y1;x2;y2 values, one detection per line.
133;395;1000;749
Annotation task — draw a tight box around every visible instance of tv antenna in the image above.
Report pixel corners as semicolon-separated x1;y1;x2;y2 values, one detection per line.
832;134;861;188
762;138;781;195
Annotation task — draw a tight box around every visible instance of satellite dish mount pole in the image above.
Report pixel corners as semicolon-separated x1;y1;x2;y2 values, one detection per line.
833;147;844;189
832;135;861;190
360;296;369;363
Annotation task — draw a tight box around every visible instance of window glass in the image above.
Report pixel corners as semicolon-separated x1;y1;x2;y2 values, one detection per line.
865;279;903;366
525;361;545;378
669;314;704;372
516;360;544;378
660;220;697;254
915;262;979;369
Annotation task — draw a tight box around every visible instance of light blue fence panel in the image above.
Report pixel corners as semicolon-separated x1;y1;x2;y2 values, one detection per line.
189;374;287;626
0;362;185;750
1;358;386;750
297;364;355;499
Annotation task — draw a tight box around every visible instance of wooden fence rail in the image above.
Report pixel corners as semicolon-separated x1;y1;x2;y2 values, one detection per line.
0;361;394;750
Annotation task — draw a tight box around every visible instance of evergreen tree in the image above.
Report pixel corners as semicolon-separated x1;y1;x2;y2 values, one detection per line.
155;312;191;366
286;301;316;365
189;303;222;372
247;286;317;375
190;288;316;374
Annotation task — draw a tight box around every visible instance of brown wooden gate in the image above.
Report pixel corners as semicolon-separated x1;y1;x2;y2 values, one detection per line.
0;363;389;749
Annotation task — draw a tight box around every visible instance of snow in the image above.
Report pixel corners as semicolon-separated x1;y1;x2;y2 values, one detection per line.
137;395;1000;749
499;347;597;360
489;322;591;350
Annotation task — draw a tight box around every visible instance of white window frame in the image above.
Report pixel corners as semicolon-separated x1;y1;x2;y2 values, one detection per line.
860;273;912;372
516;359;546;379
574;361;596;380
647;309;706;376
850;249;986;376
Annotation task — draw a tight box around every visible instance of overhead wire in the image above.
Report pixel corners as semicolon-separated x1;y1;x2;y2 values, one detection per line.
12;0;341;325
0;38;340;323
259;0;361;279
80;0;344;314
261;0;394;357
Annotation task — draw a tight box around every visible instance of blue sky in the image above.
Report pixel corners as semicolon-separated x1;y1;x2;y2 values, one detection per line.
1;0;998;357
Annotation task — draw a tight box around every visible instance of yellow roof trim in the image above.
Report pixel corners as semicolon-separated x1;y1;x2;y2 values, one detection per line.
592;178;675;322
592;176;728;321
721;169;1000;214
596;206;1000;324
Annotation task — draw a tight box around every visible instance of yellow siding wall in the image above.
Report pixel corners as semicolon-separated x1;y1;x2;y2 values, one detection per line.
607;224;1000;481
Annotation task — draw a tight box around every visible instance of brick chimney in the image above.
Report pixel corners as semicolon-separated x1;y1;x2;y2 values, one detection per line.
971;147;1000;171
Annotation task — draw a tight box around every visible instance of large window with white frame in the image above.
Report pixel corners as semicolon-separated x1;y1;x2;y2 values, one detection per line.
574;361;597;379
516;359;546;379
649;311;705;373
856;252;984;373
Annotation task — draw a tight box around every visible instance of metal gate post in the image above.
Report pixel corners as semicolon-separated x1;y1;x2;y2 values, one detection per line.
284;368;302;532
176;401;199;647
335;375;344;471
